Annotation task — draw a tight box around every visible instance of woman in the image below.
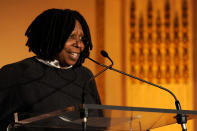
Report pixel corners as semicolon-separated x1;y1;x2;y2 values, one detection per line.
0;9;101;131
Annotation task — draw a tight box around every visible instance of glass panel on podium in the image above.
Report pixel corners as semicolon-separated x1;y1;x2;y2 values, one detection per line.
7;104;197;131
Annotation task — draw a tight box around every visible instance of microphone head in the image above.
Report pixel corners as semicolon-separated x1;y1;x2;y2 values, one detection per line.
100;50;108;57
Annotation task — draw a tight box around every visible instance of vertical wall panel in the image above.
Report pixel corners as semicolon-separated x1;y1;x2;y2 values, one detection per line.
124;0;194;130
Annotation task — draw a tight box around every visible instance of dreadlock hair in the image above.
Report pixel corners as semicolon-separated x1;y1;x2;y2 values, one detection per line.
25;8;93;67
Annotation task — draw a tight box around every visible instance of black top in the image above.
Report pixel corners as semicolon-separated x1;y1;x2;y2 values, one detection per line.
0;57;101;130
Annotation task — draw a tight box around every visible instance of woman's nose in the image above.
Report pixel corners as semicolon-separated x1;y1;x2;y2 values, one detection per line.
74;40;84;49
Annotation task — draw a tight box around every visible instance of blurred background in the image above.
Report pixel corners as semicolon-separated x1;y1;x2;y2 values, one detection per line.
0;0;197;130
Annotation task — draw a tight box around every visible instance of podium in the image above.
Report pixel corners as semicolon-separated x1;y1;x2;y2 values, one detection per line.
7;104;197;131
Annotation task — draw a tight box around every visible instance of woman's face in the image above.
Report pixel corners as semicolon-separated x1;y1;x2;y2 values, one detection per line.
57;20;85;68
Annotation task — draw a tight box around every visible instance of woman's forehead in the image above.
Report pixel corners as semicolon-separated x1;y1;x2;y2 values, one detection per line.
71;20;84;35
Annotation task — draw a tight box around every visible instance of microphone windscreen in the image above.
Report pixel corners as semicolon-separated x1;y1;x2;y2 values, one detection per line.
101;50;108;57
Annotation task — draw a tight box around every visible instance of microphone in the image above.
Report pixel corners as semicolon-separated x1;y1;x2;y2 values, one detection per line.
87;50;113;81
81;50;114;130
83;50;113;104
101;50;114;66
88;50;187;131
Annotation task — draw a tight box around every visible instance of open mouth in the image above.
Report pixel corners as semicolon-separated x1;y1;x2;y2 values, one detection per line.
71;52;78;58
69;52;80;60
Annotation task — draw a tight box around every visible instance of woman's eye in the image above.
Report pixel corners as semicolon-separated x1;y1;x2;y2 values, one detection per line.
69;34;75;39
79;36;83;41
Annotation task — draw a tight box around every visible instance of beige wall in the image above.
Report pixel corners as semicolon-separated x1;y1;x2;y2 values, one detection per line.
104;0;196;130
0;0;97;72
0;0;196;130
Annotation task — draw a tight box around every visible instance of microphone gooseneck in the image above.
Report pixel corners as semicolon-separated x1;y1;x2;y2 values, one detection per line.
81;50;114;131
87;50;114;81
88;50;187;131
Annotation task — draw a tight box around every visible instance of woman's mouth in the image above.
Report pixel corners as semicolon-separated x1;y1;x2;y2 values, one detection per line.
71;52;78;58
69;52;80;60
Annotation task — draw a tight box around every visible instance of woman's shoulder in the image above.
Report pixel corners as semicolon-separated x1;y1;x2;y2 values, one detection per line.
1;57;32;73
0;57;44;86
1;57;37;69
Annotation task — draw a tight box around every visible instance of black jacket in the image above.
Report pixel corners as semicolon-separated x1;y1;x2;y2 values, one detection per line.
0;57;101;131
